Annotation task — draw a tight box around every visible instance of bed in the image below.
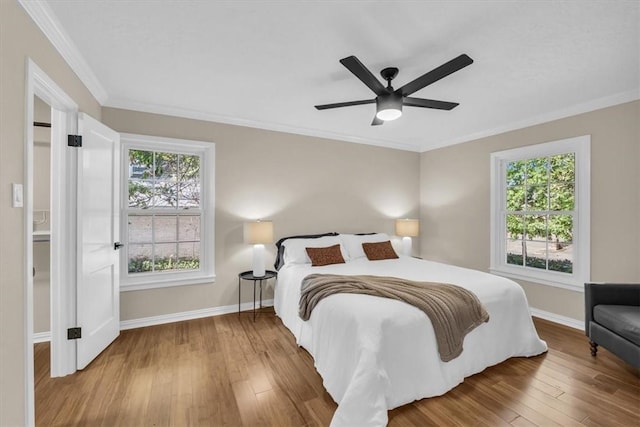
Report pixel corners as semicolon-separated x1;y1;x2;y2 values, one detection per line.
273;233;547;426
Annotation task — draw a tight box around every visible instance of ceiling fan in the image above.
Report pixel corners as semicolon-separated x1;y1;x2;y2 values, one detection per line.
315;54;473;125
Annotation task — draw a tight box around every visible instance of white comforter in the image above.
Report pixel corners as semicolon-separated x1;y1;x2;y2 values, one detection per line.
274;257;547;427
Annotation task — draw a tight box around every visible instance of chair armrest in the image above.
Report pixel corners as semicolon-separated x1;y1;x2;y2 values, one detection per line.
584;283;640;335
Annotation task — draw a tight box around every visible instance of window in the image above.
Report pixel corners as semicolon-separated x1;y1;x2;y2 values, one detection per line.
490;135;590;291
121;134;215;291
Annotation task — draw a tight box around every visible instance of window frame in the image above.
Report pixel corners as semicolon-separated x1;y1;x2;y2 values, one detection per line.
120;133;215;291
489;135;590;292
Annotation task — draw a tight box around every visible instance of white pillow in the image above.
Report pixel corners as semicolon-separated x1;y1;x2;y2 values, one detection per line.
282;235;349;265
340;233;390;260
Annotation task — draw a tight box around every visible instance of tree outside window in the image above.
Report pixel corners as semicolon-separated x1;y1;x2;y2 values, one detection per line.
505;153;575;273
490;136;589;291
127;149;202;274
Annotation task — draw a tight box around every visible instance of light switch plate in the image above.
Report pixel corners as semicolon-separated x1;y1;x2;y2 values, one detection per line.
12;183;23;208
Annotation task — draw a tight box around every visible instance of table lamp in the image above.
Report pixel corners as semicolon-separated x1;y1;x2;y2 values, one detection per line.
244;220;273;277
395;218;419;256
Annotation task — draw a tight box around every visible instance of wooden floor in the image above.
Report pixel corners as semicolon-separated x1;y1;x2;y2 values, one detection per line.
35;309;639;426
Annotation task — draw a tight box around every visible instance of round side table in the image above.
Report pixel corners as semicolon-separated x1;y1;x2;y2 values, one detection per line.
238;270;277;321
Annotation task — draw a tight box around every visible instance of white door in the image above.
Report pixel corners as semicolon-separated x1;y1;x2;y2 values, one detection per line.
76;113;121;369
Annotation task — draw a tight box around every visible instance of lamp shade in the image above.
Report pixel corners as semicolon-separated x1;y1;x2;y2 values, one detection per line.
244;220;274;244
395;219;419;237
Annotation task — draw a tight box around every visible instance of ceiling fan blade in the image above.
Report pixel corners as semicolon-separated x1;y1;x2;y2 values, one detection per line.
340;56;387;96
403;97;459;110
315;99;375;110
371;115;384;126
397;54;473;96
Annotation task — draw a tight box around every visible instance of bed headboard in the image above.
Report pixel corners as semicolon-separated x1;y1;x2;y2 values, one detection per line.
273;232;338;270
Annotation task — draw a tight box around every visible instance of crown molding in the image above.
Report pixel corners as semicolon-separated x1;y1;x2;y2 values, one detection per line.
17;0;638;154
18;0;108;104
421;89;640;152
105;97;422;152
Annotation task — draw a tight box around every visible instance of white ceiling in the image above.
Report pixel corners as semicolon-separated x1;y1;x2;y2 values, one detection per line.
23;1;639;152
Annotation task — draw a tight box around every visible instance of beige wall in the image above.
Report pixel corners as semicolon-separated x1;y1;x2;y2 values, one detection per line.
0;1;101;424
101;107;420;321
420;101;640;321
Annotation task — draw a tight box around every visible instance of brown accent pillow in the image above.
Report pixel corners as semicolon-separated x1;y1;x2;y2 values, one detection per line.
362;241;399;261
306;244;346;267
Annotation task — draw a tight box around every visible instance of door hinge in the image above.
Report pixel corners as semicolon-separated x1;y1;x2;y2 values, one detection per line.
67;134;82;147
67;327;82;340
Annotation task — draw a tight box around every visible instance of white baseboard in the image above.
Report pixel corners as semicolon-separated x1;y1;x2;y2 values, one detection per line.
530;307;583;330
33;331;51;343
32;300;276;340
36;303;579;339
119;299;274;331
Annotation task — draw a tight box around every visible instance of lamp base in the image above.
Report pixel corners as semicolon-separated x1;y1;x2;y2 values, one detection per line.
402;236;412;257
252;244;265;277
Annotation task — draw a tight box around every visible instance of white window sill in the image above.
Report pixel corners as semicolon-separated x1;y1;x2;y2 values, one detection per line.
489;266;584;292
121;274;216;292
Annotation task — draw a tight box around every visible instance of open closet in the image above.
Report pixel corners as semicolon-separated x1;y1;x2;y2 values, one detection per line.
33;95;51;343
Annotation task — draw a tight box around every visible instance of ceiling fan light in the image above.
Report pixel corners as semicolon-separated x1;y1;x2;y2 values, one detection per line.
376;93;403;121
376;108;402;121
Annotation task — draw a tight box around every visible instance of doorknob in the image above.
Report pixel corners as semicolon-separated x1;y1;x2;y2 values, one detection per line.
114;242;124;250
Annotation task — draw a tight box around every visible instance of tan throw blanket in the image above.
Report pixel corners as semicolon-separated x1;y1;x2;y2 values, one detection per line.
299;274;490;362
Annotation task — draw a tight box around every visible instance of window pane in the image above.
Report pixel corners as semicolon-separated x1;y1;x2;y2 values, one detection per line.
549;239;573;273
526;185;548;211
506;214;524;239
550;183;574;211
154;215;177;242
524;240;548;270
128;150;154;208
506;186;525;211
178;154;200;208
128;180;153;208
525;157;549;185
524;214;547;241
178;243;200;270
178;181;200;208
506;160;525;186
550;153;574;182
179;215;201;241
549;214;573;244
153;178;178;208
156;152;179;180
128;244;153;273
507;239;524;266
179;154;200;180
154;243;178;271
129;179;154;208
153;152;178;208
129;150;153;179
128;215;152;243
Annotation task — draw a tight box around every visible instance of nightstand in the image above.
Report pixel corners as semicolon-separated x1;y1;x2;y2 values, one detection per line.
238;270;277;321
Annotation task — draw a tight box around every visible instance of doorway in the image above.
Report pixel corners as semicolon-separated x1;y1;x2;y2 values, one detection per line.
31;95;57;426
25;59;79;425
26;59;122;426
